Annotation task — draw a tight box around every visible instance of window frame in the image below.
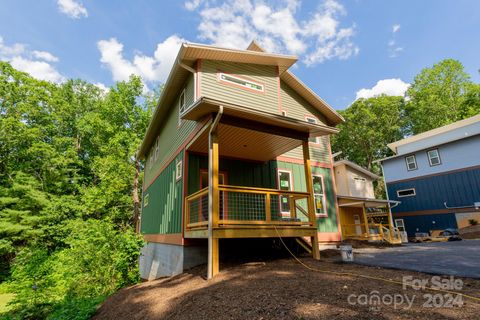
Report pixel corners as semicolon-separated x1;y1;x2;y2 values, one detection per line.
405;155;417;171
427;148;441;167
217;72;265;93
305;116;320;144
277;169;293;215
312;174;327;217
396;188;416;198
395;218;405;231
175;160;183;181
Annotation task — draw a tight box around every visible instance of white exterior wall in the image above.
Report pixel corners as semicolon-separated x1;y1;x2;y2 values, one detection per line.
383;135;480;183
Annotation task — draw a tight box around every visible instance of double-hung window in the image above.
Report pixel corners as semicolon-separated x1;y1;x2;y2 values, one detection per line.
427;149;441;166
405;155;417;171
312;175;326;216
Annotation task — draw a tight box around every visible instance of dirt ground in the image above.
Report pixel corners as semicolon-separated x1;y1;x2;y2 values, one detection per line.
93;255;480;320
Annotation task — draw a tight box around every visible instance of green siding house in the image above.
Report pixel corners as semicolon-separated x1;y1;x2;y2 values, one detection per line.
137;41;344;280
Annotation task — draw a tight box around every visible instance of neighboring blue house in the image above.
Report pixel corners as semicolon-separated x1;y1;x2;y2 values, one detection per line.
378;114;480;237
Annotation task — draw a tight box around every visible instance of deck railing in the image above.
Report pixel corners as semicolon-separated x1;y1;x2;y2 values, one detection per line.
185;185;314;231
341;223;402;243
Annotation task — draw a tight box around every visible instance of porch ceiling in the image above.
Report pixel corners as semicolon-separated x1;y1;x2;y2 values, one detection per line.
187;121;302;162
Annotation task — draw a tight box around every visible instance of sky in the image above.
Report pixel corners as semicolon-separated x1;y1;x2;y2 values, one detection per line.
0;0;479;110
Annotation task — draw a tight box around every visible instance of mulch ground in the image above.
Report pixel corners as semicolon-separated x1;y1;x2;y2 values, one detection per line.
93;254;480;320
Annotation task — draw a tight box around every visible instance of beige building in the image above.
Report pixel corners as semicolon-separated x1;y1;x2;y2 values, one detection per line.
333;160;402;244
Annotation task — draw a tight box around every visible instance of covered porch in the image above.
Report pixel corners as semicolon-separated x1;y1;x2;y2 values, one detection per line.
338;196;402;244
181;98;338;278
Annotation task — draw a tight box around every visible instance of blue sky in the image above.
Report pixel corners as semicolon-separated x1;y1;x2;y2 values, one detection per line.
0;0;479;110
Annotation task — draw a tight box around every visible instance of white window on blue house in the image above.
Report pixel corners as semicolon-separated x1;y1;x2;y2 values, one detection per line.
397;188;416;197
405;155;417;171
427;149;441;166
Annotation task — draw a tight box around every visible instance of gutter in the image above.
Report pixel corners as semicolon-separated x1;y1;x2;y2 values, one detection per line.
444;202;480;210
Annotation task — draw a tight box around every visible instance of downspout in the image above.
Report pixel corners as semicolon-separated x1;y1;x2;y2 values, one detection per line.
207;106;223;279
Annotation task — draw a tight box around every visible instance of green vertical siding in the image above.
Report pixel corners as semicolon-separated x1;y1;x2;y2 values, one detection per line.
201;60;279;113
144;73;196;185
141;151;183;234
276;161;338;233
281;136;331;163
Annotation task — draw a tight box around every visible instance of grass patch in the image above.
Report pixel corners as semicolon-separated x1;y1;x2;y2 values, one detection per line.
0;293;15;313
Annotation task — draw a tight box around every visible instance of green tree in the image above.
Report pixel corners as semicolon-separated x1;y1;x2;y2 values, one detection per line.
405;59;477;134
331;95;406;171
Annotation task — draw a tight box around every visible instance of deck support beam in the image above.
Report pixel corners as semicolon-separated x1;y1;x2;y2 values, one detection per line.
302;140;320;260
362;204;370;239
208;108;222;280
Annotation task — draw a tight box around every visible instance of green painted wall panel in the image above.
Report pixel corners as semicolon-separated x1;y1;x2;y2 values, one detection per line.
141;151;183;234
276;161;338;233
144;73;196;185
201;60;279;114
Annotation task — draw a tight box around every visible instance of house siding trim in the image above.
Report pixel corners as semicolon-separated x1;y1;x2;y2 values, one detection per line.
386;164;480;185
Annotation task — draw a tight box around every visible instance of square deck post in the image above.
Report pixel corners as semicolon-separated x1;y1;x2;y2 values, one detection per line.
302;140;320;260
208;129;220;279
362;204;370;240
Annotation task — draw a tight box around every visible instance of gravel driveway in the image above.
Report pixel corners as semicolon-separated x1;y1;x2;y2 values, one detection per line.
353;239;480;278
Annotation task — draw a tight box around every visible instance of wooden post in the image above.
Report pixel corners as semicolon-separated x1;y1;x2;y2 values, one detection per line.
387;203;394;242
208;130;220;279
302;140;320;260
362;204;370;240
265;193;271;222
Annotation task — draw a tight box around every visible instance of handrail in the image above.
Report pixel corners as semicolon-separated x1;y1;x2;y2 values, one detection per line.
218;184;310;196
185;184;313;230
186;187;209;201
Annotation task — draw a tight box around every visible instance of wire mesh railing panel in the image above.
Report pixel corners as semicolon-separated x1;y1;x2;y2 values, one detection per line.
222;191;266;221
188;194;208;225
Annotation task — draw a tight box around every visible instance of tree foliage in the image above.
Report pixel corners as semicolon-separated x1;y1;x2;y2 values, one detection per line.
0;62;154;319
406;59;479;134
331;95;406;171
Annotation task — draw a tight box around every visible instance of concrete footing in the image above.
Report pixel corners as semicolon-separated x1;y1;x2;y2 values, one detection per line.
139;242;207;280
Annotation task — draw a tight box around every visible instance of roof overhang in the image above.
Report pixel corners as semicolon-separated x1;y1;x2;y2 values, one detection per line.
337;196;400;208
182;97;339;138
137;43;299;160
334;160;380;180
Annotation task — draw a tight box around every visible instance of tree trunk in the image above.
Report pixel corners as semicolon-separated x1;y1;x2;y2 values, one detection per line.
132;158;141;233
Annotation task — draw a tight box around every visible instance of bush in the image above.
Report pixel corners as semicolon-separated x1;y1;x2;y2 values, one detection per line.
468;219;478;226
4;219;144;320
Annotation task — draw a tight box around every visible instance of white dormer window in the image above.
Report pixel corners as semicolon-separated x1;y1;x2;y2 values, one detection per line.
218;72;264;93
178;89;185;125
405;155;417;171
427;149;441;166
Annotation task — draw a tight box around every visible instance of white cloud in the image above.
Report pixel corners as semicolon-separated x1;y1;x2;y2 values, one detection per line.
189;0;359;65
388;24;403;58
185;0;202;11
356;78;410;100
32;50;59;62
57;0;88;19
0;36;64;83
97;35;185;87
